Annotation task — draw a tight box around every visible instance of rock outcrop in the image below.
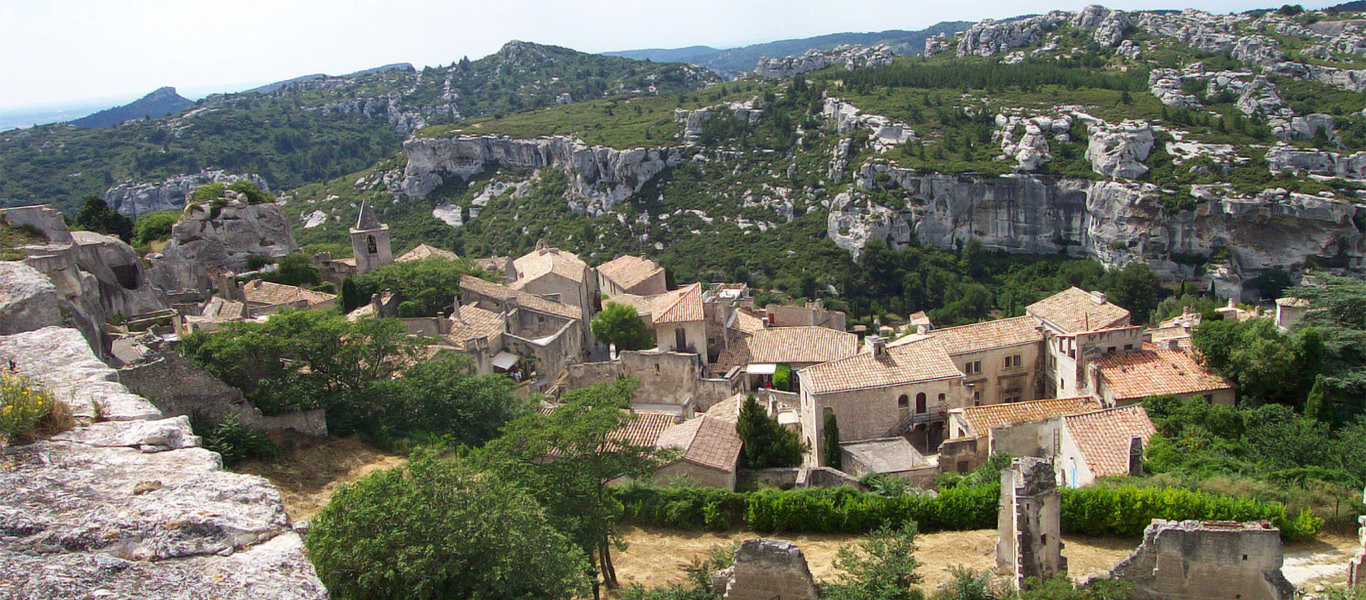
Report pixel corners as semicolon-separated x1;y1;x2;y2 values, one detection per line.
848;162;1363;300
957;13;1066;57
0;326;327;600
1071;5;1131;47
403;135;683;215
754;44;896;79
150;196;297;291
105;170;268;217
1084;118;1155;179
1265;146;1366;179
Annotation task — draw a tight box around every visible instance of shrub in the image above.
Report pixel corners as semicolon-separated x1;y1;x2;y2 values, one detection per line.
0;374;72;443
190;413;278;466
132;210;179;246
228;180;274;204
190;183;226;202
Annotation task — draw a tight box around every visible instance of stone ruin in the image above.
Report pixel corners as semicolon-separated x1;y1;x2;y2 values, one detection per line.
1108;520;1294;600
997;456;1067;589
714;539;818;600
1351;487;1365;588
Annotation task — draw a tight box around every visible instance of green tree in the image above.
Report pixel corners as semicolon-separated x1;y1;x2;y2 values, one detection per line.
1192;318;1319;407
261;252;320;286
1102;262;1164;324
353;256;486;317
825;521;925;600
591;302;653;351
373;352;527;446
131;210;179;246
307;452;589;600
74;195;133;243
823;410;843;470
736;394;806;469
340;277;365;313
1292;275;1366;420
476;379;670;597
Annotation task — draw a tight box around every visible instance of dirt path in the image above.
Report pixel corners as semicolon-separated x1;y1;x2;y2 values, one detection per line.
613;527;1138;593
234;436;407;521
1282;533;1361;590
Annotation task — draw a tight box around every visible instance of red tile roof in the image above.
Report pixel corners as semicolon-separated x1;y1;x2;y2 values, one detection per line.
396;244;460;262
1027;287;1130;333
447;305;505;350
460;275;581;320
1094;349;1234;402
958;397;1101;438
513;247;589;284
598;255;664;291
242;280;336;309
656;415;742;472
745;326;859;365
1064;405;1156;478
653;283;705;324
800;336;962;395
927;315;1044;356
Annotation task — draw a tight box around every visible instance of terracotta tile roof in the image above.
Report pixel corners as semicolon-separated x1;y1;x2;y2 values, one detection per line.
1064;405;1156;478
612;411;683;448
657;415;742;472
459;275;581;320
704;394;745;423
598;255;663;291
396;243;460;262
605;294;655;322
1147;325;1193;349
653;283;704;324
734;309;766;334
958;397;1100;438
446;305;505;350
1027;287;1130;333
242;280;337;309
513;247;589;284
800;336;962;395
927;315;1043;356
1094;349;1233;402
746;326;859;365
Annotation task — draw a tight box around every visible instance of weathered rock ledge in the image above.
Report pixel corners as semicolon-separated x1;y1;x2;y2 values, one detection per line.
0;326;327;600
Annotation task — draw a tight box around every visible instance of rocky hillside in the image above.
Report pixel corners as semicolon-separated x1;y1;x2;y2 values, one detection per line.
67;86;192;129
0;41;717;215
283;5;1366;307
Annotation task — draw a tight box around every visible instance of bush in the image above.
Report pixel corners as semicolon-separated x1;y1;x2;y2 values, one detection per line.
190;413;278;466
190;183;226;202
0;374;72;444
132;210;179;246
228;180;274;204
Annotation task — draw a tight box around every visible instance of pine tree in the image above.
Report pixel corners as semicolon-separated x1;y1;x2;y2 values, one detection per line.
822;410;842;470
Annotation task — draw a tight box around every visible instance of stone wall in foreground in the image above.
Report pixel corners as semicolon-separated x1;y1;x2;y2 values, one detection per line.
0;326;328;599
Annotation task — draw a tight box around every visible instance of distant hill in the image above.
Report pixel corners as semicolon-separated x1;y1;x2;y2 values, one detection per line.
605;22;972;76
68;87;191;128
1329;1;1366;11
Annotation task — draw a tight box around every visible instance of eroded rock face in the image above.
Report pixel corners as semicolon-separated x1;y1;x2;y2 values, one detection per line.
1266;146;1366;179
0;326;327;600
1084;118;1155;179
150;197;297;291
104;170;268;217
754;44;896;79
849;163;1363;299
402;135;683;215
958;12;1066;57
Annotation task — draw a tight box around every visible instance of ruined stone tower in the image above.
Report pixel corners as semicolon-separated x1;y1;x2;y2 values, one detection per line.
350;198;392;275
997;456;1067;589
1350;487;1365;588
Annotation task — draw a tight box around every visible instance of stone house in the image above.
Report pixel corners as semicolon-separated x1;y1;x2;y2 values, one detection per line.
920;315;1045;406
1027;287;1143;399
984;404;1156;488
742;326;859;388
395;243;459;263
839;437;938;485
1090;348;1236;406
652;283;710;357
444;303;508;375
597;255;667;297
459;275;584;384
241;280;337;315
799;335;966;460
762;299;846;331
1275;296;1309;332
511;243;596;341
653;414;744;489
940;396;1101;473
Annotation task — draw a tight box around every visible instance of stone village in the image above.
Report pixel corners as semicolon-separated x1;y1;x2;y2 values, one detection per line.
0;185;1360;599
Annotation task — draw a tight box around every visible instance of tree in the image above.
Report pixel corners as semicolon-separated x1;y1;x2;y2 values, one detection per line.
1102;262;1164;324
374;352;528;447
737;394;806;469
307;452;589;600
131;210;179;246
340;277;364;313
1292;275;1366;420
476;379;670;598
591;302;653;352
353;256;487;317
261;252;320;286
1192;318;1320;408
823;410;843;470
74;195;133;243
824;521;924;600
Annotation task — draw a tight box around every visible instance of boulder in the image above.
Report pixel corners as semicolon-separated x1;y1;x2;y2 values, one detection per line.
1085;119;1155;179
152;196;297;286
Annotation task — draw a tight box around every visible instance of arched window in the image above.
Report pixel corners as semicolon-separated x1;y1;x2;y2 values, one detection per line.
366;235;378;255
898;394;909;409
915;392;927;414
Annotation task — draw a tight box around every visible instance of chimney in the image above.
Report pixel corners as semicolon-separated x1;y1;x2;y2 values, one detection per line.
452;295;463;323
1128;435;1145;477
1092;291;1108;304
1166;338;1181;351
866;335;887;358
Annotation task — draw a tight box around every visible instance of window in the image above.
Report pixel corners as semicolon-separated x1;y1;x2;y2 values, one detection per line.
937;393;946;405
915;393;927;414
1004;354;1021;369
1107;346;1116;354
366;235;377;255
1124;344;1134;351
964;360;981;375
898;394;909;410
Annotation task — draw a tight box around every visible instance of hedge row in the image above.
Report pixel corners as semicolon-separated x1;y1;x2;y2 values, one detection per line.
614;483;1319;541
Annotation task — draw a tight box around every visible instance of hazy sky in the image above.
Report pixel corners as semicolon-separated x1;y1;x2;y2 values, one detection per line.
0;0;1306;112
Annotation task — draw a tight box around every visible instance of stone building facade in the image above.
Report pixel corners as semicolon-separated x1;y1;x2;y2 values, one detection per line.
349;199;393;275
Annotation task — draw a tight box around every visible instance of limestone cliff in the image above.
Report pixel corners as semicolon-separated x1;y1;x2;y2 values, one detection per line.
105;170;269;217
402;135;682;215
844;162;1363;299
150;196;297;292
0;326;327;599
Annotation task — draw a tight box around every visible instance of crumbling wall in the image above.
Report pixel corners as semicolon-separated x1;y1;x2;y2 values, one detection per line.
1350;487;1365;588
0;326;326;599
1108;520;1294;600
719;539;818;600
118;351;326;437
558;350;739;410
997;456;1067;589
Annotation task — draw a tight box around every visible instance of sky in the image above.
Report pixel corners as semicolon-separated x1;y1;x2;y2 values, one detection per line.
0;0;1316;113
